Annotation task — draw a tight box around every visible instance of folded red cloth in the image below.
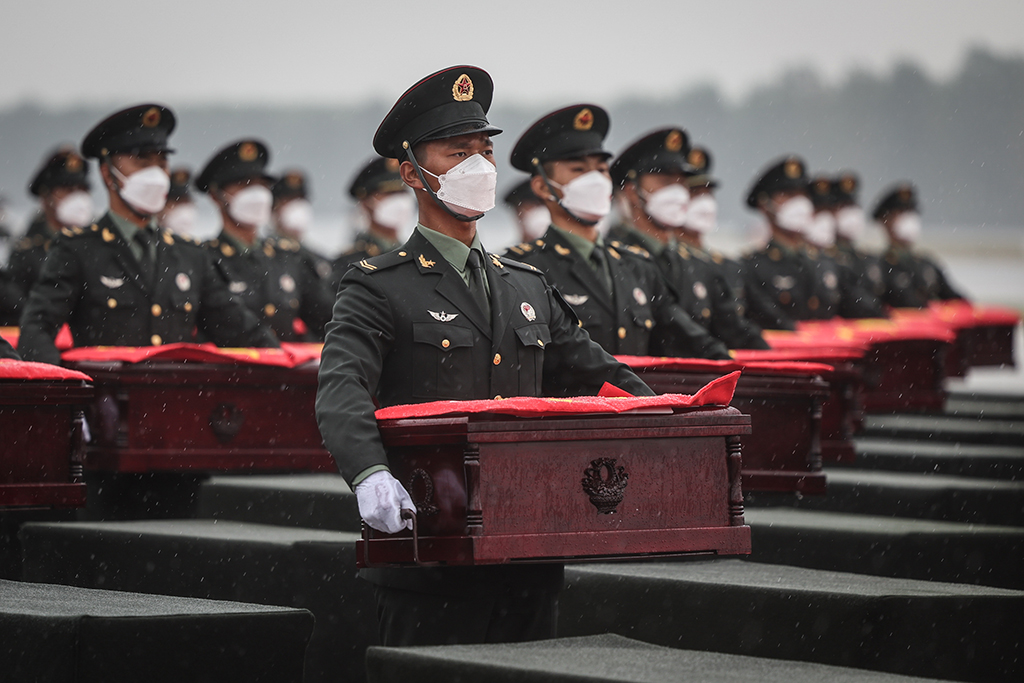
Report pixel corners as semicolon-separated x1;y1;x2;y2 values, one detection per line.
0;359;92;381
616;355;834;376
375;371;741;420
62;343;317;368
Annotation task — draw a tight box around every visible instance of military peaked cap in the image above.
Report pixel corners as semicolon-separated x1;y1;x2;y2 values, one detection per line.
610;127;692;188
168;167;192;201
872;182;919;220
502;178;542;208
29;147;91;196
833;171;860;206
196;139;273;193
510;104;611;173
348;157;405;199
746;155;808;208
685;145;719;190
373;66;501;159
81;104;176;159
807;174;837;210
272;169;310;202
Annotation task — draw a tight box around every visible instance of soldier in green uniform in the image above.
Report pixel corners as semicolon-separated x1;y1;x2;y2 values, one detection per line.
9;148;95;303
332;156;415;283
197;140;334;342
158;167;198;236
316;65;652;647
828;172;887;300
504;106;730;359
873;183;966;308
18;104;276;365
502;178;550;244
271;169;335;286
608;128;767;350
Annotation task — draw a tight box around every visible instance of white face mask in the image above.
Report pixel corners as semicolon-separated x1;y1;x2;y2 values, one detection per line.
162;203;197;235
372;192;417;231
806;212;836;248
422;153;496;216
278;198;313;233
893;211;922;243
685;194;718;233
55;190;94;228
772;195;814;234
111;164;170;215
835;205;866;241
227;185;273;227
520;205;551;240
551;170;613;222
642;183;690;228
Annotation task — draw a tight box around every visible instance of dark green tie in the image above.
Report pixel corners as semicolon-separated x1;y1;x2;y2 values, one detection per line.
467;249;491;321
134;228;156;285
590;247;613;295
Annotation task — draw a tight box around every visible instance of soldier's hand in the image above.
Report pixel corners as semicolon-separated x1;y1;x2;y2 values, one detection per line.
355;470;416;534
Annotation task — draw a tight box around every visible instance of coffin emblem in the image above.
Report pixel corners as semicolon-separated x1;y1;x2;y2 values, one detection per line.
209;402;245;443
581;458;629;514
407;468;439;516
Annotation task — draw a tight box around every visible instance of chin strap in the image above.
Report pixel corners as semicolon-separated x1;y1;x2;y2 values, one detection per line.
403;142;482;223
532;158;599;227
103;157;153;222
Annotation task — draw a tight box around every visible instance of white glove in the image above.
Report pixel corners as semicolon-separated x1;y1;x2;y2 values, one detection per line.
355;470;416;534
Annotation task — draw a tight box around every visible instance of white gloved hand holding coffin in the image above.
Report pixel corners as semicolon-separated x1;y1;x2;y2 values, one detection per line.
355;470;416;534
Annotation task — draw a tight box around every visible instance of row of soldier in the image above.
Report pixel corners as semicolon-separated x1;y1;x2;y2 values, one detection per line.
0;98;963;365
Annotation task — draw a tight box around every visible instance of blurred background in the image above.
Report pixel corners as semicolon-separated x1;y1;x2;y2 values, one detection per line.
1;0;1022;307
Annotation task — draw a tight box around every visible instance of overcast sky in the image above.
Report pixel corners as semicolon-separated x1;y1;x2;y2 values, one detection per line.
3;0;1024;109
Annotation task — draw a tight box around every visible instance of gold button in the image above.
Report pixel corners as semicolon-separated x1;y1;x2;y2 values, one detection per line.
537;339;544;347
442;339;450;348
290;298;299;309
644;319;653;329
184;302;193;312
702;308;711;319
493;353;501;365
107;298;117;309
398;251;407;256
779;291;792;305
264;303;277;316
618;327;626;339
808;296;820;311
151;304;162;316
150;334;162;346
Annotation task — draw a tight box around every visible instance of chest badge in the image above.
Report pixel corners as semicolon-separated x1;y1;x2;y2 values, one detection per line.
429;310;459;322
229;281;248;294
176;272;191;292
633;287;648;306
100;276;125;289
823;271;839;290
521;302;537;321
692;282;708;299
563;294;589;306
279;274;297;293
772;275;796;290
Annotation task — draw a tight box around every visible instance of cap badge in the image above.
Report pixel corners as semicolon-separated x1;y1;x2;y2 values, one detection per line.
840;176;856;192
142;107;161;128
65;154;82;172
665;131;684;152
239;142;259;162
688;148;706;169
176;272;191;291
429;310;459;323
520;302;537;321
573;108;594;131
452;74;474;102
815;179;830;195
173;170;188;184
784;159;801;179
898;187;912;202
633;287;648;306
286;172;302;188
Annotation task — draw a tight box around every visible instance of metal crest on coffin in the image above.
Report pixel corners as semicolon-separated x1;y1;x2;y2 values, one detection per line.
581;457;629;514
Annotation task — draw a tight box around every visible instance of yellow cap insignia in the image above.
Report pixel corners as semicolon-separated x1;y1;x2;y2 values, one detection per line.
173;170;189;184
141;107;161;128
815;179;830;195
784;159;801;179
286;172;302;188
65;154;82;172
573;108;594;131
898;187;912;202
840;176;856;192
452;74;474;102
688;148;706;169
239;142;259;162
418;254;436;268
665;131;684;152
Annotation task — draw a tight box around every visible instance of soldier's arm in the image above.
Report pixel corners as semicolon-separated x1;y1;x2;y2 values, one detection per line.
741;259;798;331
837;263;886;319
17;242;83;365
708;271;770;349
0;333;19;360
297;258;335;342
645;265;731;360
315;268;396;485
196;249;279;348
931;259;968;302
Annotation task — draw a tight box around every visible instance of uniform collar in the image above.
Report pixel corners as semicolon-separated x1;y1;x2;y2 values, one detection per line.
108;209;157;243
219;229;257;255
552;225;603;261
416;223;486;275
621;223;668;256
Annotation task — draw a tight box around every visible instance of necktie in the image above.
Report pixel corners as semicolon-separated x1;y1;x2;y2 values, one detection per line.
135;228;156;285
589;247;613;295
467;249;491;321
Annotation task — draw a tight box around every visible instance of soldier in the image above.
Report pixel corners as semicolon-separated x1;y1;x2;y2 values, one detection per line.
502;178;550;244
9;147;94;301
873;183;966;308
831;172;887;300
158;167;198;236
608;128;768;350
197;140;334;342
332;156;415;282
271;169;335;286
18;104;276;365
504;106;729;359
316;66;651;647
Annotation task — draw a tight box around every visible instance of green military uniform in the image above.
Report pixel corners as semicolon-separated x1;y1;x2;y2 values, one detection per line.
271;170;335;284
9;214;56;299
743;238;823;330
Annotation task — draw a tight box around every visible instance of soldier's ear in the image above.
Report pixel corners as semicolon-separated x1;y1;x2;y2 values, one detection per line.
530;174;556;204
399;160;425;191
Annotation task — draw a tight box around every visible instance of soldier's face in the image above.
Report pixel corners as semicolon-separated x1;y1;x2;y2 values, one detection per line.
406;133;495;189
690;185;713;198
545;155;610;186
42;185;87;211
110;150;169;176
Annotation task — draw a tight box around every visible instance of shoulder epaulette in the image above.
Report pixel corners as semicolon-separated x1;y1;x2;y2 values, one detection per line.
710;250;725;264
354;248;412;273
498;255;542;274
60;223;100;240
532;239;546;249
277;238;300;252
624;244;650;258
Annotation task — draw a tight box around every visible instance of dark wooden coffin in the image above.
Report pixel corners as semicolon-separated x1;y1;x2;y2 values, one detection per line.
634;369;829;494
64;360;334;473
860;339;949;414
0;377;92;508
358;407;752;567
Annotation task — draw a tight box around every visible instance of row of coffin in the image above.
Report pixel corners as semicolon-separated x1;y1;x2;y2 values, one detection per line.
0;308;1017;566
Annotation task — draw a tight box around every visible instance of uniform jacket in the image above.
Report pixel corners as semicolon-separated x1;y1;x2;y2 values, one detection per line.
18;213;276;365
807;247;886;319
332;231;400;290
880;245;965;308
8;214;54;299
207;232;334;342
743;239;823;330
834;241;886;301
505;228;730;359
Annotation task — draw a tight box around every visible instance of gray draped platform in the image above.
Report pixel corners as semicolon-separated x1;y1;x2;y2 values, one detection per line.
558;559;1023;682
195;474;360;531
366;633;949;683
0;579;312;683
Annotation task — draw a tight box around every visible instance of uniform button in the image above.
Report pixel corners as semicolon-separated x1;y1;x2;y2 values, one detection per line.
151;304;162;316
290;298;299;309
644;319;653;329
618;327;627;339
537;339;544;347
183;302;193;312
150;334;162;346
442;339;450;348
701;308;711;319
398;251;407;256
493;353;501;365
264;303;277;316
779;291;792;305
808;296;820;311
107;298;117;309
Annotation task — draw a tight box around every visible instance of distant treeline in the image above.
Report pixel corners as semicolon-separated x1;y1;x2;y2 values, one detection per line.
1;48;1021;228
